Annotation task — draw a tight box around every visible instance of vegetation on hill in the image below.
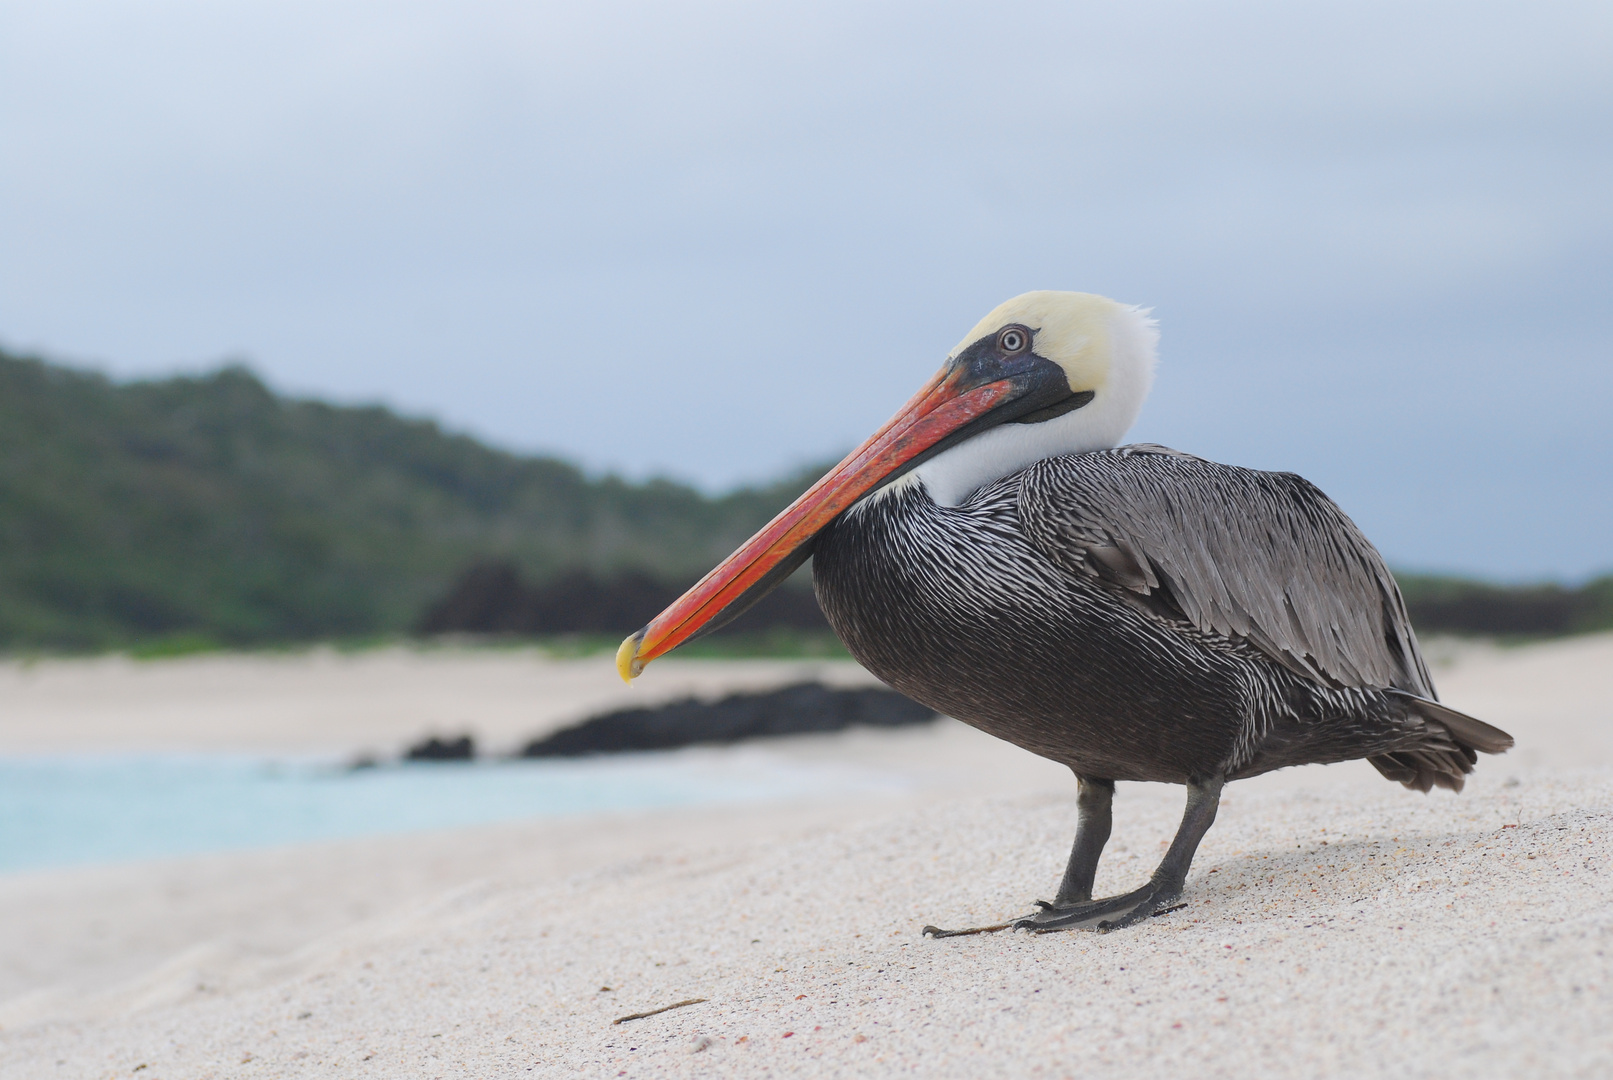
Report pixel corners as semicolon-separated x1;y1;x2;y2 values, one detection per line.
1;348;1608;652
0;349;829;650
1397;574;1613;639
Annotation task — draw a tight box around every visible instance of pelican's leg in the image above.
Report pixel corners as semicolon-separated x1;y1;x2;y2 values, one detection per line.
1051;774;1115;904
1013;775;1224;933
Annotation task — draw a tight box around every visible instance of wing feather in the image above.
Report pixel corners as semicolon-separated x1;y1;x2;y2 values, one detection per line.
1018;446;1434;695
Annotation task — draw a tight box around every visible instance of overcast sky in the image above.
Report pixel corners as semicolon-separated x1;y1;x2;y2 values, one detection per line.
1;0;1609;579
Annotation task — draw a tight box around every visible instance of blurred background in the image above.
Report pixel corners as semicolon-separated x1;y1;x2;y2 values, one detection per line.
2;0;1611;655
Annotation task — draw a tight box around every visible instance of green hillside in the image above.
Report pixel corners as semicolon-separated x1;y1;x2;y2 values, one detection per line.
0;350;826;650
1;348;1608;652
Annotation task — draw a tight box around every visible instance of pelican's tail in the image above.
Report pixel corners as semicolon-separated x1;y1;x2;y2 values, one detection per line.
1369;692;1515;794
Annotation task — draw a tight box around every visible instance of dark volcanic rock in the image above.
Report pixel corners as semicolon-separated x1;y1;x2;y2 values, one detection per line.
416;561;830;637
519;682;938;758
404;734;476;761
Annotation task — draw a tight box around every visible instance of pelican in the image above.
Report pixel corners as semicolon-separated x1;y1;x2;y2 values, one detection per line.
616;291;1513;932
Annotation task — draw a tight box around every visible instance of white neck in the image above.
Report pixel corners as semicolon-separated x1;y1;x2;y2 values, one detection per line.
907;303;1157;506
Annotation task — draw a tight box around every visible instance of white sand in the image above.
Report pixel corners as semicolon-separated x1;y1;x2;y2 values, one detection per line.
0;647;885;756
1;635;1611;1077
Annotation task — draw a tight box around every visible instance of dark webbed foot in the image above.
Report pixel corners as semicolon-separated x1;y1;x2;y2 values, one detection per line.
918;886;1188;937
921;775;1222;939
1011;882;1188;932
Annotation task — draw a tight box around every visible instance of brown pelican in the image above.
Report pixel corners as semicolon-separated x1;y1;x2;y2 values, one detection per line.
616;291;1513;932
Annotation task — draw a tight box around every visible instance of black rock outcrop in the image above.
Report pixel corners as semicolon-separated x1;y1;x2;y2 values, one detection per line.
404;734;476;761
416;562;830;637
519;682;937;758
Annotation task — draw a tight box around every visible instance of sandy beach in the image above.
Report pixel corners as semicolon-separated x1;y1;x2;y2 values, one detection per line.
1;636;1610;1077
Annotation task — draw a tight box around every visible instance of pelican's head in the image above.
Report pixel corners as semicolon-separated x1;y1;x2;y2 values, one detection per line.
906;291;1157;506
615;290;1158;681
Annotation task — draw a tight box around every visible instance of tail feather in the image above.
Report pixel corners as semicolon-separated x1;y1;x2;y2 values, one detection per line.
1397;694;1515;755
1370;692;1515;794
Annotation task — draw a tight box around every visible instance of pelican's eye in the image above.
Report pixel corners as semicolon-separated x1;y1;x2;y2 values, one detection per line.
997;326;1030;355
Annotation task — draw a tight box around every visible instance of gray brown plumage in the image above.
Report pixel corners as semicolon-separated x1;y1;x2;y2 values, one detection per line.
815;444;1512;796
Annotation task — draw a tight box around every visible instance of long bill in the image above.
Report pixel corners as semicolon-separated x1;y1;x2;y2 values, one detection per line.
615;364;1015;682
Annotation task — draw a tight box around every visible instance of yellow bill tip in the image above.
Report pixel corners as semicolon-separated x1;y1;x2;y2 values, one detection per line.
615;630;646;684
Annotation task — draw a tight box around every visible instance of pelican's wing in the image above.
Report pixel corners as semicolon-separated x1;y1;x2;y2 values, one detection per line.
1018;445;1434;695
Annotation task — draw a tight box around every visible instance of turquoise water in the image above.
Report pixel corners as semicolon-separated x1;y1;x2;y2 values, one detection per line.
0;751;896;874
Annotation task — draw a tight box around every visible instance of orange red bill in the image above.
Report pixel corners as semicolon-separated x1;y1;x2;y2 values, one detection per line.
616;365;1012;681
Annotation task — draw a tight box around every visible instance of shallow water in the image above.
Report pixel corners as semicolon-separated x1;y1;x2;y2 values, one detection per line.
0;749;901;874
